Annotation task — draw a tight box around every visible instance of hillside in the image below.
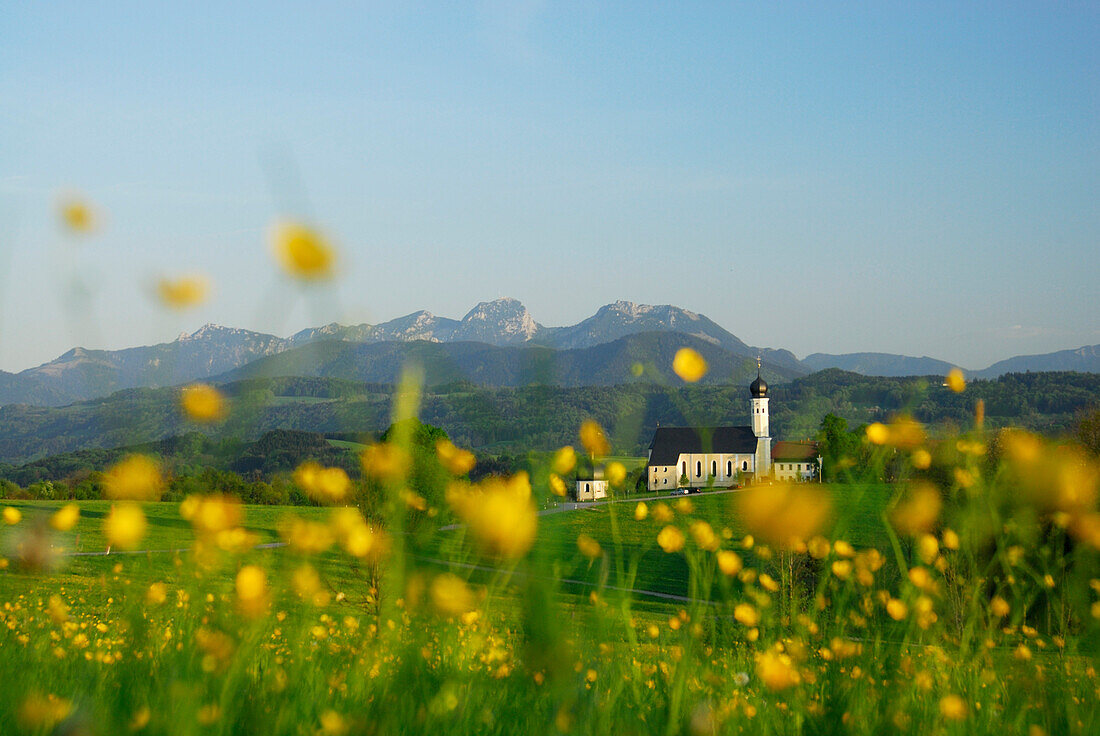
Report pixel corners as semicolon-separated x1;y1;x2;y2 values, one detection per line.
0;370;1094;466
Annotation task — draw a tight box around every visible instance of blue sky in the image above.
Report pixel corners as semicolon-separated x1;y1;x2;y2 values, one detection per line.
1;1;1097;372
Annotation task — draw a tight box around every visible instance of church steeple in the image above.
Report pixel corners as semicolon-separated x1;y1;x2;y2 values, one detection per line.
749;358;772;476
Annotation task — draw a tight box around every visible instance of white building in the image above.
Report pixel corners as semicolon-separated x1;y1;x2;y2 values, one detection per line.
645;371;773;492
772;441;822;482
575;468;609;501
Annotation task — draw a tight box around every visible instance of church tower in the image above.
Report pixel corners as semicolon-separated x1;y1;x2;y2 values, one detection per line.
749;361;772;477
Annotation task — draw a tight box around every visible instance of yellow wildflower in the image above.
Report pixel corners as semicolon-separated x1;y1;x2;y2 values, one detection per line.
911;448;932;469
672;347;708;382
734;603;759;627
652;502;674;523
689;520;719;551
179;383;227;423
235;565;268;617
945;368;966;393
890;483;942;536
633;502;648;521
939;695;968;721
104;503;147;549
447;473;537;559
360;442;410;483
886;599;908;621
917;534;939;565
157;275;209;309
436;438;476;475
756;650;800;691
865;423;889;445
59;195;96;233
103;455;163;501
549;473;567;497
320;711;349;736
49;503;80;531
736;483;832;549
2;506;22;525
430;573;476;617
551;445;577;475
293;461;350;503
270;220;336;280
717;550;743;576
579;420;611;458
18;693;73;730
577;534;602;559
605;461;627;486
657;525;686;553
990;596;1010;618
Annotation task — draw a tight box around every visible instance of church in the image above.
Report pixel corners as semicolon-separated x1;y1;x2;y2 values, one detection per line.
645;369;819;491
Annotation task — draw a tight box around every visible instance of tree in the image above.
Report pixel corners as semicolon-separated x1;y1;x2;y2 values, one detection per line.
816;413;863;482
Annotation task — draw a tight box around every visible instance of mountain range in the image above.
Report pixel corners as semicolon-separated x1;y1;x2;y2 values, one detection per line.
1;298;1096;407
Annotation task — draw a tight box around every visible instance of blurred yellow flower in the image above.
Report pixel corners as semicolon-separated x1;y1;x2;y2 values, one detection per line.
157;275;209;309
890;483;942;536
447;473;537;559
652;502;674;523
577;534;602;559
672;347;708;383
734;603;759;627
657;525;685;553
18;693;73;730
2;506;21;525
179;383;227;423
633;502;648;521
103;454;164;501
270;220;336;280
548;473;567;497
430;573;476;617
236;565;268;616
280;517;334;554
579;420;611;458
320;710;350;736
293;461;350;503
551;445;577;475
866;423;889;445
146;582;168;606
756;650;800;691
605;461;627;486
47;595;69;624
917;534;939;564
945;368;966;393
990;596;1010;618
736;483;832;549
689;520;719;551
49;503;80;531
58;196;96;233
886;599;908;621
104;503;147;549
436;438;476;475
939;695;968;721
360;442;411;483
717;550;743;576
911;448;932;469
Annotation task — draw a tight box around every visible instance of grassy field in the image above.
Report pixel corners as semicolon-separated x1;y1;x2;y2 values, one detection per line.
2;432;1099;736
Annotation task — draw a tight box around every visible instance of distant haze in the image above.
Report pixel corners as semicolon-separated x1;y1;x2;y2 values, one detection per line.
1;4;1097;372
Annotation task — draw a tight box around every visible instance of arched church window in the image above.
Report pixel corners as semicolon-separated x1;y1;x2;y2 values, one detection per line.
682;461;687;476
711;460;717;477
742;461;748;471
696;461;701;478
727;460;732;476
585;483;590;493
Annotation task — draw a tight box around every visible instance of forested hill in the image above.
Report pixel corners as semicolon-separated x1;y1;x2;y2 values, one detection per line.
0;371;1094;466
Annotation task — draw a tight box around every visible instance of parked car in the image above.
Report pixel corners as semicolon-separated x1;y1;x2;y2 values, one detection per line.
670;487;691;496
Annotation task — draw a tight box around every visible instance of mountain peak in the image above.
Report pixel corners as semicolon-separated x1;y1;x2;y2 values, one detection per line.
458;298;540;342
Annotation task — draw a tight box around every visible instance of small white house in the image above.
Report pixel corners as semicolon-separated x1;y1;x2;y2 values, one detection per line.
575;467;609;501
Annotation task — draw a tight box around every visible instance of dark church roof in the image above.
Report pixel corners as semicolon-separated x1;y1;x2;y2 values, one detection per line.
648;426;758;466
